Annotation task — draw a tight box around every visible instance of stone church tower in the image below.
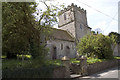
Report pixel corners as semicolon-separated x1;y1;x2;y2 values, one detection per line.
58;3;91;43
46;3;92;59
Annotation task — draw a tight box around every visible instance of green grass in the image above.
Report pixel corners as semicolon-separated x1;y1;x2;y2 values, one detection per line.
45;58;81;66
2;58;80;69
17;54;32;59
1;56;6;59
1;55;32;59
2;59;29;69
114;56;120;59
70;57;106;64
87;57;106;64
3;57;112;69
70;58;80;64
2;58;44;69
45;59;62;66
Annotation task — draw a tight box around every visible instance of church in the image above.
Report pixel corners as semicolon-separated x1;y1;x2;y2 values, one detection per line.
45;3;91;59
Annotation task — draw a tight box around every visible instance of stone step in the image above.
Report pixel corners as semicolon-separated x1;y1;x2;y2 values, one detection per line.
70;74;82;79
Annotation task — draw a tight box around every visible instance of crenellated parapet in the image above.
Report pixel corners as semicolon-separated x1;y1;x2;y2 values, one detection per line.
60;3;86;15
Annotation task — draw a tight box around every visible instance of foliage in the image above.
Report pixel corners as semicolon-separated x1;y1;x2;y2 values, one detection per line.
108;32;120;44
3;57;112;70
1;56;7;59
1;55;31;60
3;58;43;69
77;33;115;59
35;1;65;44
45;58;107;65
29;43;48;59
70;58;106;64
2;2;64;59
2;2;41;58
114;56;120;59
3;64;55;78
70;58;80;64
45;59;62;66
2;58;59;69
87;57;106;64
3;59;23;69
17;55;32;59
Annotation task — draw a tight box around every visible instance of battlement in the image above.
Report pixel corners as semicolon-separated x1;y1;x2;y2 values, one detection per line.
60;3;86;15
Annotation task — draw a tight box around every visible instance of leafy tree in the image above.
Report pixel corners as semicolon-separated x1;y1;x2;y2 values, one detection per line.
2;2;41;59
35;0;65;44
108;32;120;44
30;0;64;58
77;33;115;59
2;2;64;59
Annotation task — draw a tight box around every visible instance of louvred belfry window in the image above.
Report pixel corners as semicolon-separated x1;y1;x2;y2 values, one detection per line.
61;44;63;50
64;13;66;20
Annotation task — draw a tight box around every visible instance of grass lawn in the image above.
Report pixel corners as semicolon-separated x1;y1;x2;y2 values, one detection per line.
70;58;80;64
3;59;27;69
114;56;120;59
45;59;62;66
45;57;107;65
87;57;106;64
3;56;118;69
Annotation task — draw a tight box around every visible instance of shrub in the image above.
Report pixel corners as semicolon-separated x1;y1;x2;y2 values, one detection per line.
77;33;115;59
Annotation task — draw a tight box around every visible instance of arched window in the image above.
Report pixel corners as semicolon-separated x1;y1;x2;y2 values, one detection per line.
66;46;70;49
52;46;57;60
64;13;66;20
80;24;82;29
61;44;63;50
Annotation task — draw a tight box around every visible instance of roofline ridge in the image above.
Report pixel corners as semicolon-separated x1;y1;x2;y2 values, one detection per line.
65;30;75;39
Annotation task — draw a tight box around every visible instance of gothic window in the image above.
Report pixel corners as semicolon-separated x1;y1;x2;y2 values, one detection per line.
80;24;82;29
64;13;66;20
52;46;57;60
61;44;63;50
66;46;70;49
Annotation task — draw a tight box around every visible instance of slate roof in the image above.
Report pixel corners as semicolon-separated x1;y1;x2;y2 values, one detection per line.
50;28;75;42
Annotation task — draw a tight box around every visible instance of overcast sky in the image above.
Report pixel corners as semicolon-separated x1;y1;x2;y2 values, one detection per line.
36;0;119;35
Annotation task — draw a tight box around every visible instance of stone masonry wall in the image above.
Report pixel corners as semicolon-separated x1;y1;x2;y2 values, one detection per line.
113;44;120;56
52;66;67;78
70;59;119;76
58;4;91;42
87;59;118;75
74;6;91;41
46;39;76;59
58;7;74;27
3;66;67;78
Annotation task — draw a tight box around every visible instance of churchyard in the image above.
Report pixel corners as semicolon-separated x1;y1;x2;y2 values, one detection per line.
2;1;120;79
